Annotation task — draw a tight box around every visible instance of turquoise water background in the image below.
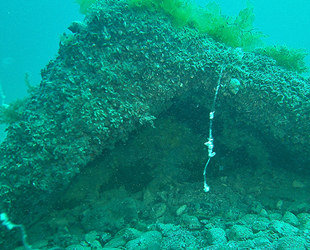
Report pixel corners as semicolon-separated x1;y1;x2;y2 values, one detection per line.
0;0;309;104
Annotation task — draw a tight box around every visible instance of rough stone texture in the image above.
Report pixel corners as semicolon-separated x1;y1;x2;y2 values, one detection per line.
206;227;227;245
0;0;309;229
180;214;201;229
228;225;254;241
282;211;299;226
252;237;271;248
269;220;299;236
276;236;306;250
297;213;310;230
125;231;162;250
81;197;138;233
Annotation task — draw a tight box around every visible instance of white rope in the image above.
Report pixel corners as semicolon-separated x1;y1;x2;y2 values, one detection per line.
203;66;225;192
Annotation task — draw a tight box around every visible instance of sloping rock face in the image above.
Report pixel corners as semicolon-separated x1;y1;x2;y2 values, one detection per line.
0;0;309;229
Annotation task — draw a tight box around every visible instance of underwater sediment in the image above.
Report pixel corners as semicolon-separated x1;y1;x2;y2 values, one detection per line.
0;0;310;246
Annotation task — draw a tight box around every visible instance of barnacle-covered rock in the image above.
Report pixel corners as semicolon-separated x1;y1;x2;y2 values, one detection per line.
0;1;310;246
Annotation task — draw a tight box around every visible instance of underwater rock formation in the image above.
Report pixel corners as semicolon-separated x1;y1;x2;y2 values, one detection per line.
0;0;309;229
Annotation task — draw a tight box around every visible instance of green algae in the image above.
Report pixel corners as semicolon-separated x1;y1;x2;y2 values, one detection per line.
257;45;309;74
75;0;97;14
128;0;266;50
0;98;26;125
128;0;308;73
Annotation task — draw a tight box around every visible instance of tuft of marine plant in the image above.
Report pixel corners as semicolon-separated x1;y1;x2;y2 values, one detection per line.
257;45;309;74
128;0;309;73
0;98;27;125
75;0;97;14
128;0;266;50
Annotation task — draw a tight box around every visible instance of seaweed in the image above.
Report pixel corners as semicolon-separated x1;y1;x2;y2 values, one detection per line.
128;0;266;50
0;98;27;125
257;45;309;74
75;0;97;14
128;0;308;73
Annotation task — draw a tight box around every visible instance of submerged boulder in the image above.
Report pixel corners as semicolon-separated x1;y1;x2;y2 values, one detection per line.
0;0;309;239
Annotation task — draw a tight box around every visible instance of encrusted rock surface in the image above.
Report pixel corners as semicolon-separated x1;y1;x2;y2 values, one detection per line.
0;1;310;248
